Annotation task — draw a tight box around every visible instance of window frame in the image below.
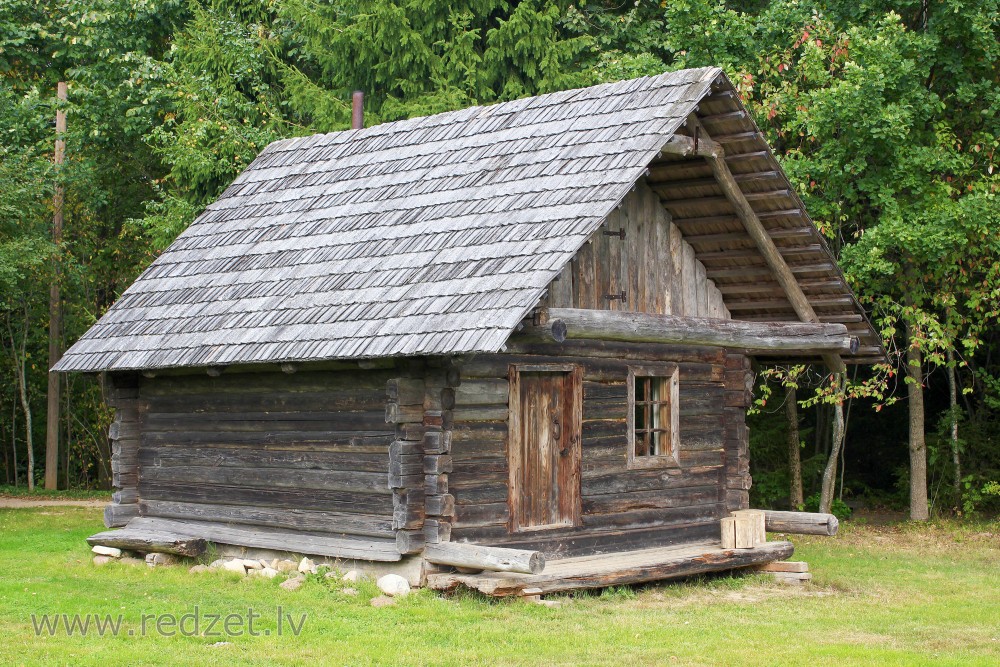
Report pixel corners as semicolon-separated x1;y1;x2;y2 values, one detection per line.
626;364;680;469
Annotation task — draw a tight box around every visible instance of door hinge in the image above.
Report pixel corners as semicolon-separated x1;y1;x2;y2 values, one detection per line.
603;228;626;239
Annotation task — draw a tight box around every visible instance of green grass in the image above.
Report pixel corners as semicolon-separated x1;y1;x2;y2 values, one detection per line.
1;507;997;666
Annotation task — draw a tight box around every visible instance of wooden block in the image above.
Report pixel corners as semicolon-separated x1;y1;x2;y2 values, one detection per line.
767;571;812;585
758;561;809;573
720;516;737;549
732;509;766;545
734;516;755;549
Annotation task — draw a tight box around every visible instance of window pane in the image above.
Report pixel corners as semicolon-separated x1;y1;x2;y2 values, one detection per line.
632;373;675;461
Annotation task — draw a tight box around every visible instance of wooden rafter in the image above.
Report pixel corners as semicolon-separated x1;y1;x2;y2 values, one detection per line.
685;113;846;373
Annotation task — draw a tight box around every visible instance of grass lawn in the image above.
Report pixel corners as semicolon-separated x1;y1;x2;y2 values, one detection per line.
0;486;111;501
1;507;997;666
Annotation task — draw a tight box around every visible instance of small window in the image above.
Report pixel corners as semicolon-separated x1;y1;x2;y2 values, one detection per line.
627;366;679;468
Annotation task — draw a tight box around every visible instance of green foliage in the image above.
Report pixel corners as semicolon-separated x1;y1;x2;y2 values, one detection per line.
803;492;853;520
1;0;999;502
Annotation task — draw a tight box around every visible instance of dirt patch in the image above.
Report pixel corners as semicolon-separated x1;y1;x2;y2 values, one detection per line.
0;499;105;508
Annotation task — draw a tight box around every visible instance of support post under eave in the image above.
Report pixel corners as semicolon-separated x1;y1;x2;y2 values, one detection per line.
685;113;846;374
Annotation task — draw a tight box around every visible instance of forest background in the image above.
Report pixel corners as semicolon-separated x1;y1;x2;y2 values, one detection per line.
1;0;998;519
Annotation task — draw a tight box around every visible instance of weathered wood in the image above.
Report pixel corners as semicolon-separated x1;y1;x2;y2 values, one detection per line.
528;309;856;354
122;517;401;561
762;510;839;536
734;516;756;549
87;528;207;557
757;560;809;573
424;542;546;574
697;119;845;373
139;499;394;538
720;516;737;549
103;502;139;528
427;540;795;596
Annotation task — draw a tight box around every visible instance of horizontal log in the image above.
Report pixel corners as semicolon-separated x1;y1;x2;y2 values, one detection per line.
139;499;394;538
424;542;545;574
526;309;857;355
762;510;839;536
122;517;400;561
87;528;207;557
425;541;794;596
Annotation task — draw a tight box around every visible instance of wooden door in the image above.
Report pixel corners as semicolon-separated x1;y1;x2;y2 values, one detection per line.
509;366;582;531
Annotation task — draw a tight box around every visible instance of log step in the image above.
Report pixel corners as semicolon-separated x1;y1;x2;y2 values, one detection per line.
426;540;794;596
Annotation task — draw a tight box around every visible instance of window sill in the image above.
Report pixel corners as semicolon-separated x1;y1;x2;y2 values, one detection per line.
626;454;681;470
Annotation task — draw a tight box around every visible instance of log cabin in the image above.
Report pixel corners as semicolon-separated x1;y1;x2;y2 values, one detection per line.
56;67;883;595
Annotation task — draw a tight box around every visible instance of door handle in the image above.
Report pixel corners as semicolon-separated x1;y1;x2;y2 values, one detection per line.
552;417;561;441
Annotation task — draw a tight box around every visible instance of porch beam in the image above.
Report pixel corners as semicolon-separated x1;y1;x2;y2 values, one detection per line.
686;113;846;373
522;308;858;355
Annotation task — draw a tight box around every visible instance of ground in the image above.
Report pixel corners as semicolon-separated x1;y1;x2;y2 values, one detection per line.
0;506;997;666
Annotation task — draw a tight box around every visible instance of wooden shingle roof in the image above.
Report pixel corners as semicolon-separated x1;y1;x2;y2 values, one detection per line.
55;67;881;373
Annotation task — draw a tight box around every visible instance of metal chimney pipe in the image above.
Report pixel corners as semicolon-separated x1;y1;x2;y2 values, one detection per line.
351;91;364;130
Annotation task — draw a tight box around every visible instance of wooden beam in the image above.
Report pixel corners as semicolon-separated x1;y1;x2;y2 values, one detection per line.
426;541;795;596
659;134;723;159
87;528;207;557
424;543;545;574
522;308;858;354
689;114;846;373
761;510;839;536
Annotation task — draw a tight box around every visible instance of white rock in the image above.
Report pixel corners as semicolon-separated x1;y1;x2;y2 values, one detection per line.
209;559;226;569
253;567;279;579
145;553;178;567
279;575;305;591
242;559;264;570
222;560;247;575
341;569;361;583
92;546;122;558
298;557;316;574
274;559;298;573
377;574;410;597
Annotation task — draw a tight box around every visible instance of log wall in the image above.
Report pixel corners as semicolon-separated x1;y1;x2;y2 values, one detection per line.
447;340;752;558
540;179;729;319
104;372;141;527
135;368;399;541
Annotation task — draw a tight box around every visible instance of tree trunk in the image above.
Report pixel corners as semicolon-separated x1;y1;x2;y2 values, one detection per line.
785;384;804;509
946;347;961;509
15;357;34;492
8;315;34;491
11;402;17;487
906;325;929;521
819;374;845;514
45;81;67;491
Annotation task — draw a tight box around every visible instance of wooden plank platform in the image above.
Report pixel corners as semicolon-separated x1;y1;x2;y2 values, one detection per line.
426;540;794;596
89;516;401;561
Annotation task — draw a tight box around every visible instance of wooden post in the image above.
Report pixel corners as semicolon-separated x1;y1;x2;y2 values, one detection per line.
687;113;846;374
720;516;737;549
732;509;766;545
352;91;364;130
734;515;756;549
45;81;67;491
